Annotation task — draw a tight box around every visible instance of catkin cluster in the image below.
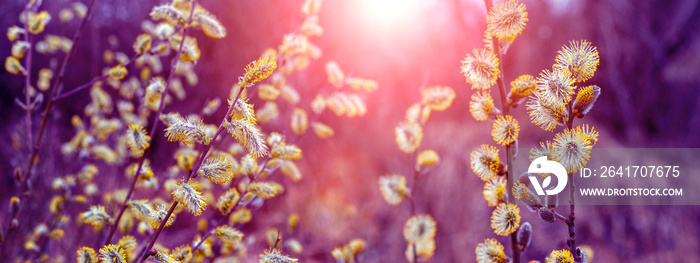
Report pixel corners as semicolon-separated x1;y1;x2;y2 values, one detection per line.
463;1;601;263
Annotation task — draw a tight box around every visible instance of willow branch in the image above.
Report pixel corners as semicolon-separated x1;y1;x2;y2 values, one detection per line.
192;157;271;253
103;43;184;246
138;85;245;262
482;0;518;262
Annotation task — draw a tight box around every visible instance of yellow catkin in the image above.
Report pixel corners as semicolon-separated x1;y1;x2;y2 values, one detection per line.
325;61;344;88
461;48;499;90
195;11;227;38
573;85;601;115
109;64;127;80
378;174;409;205
28;11;51;34
486;0;528;42
172;181;207;215
238;57;277;87
395;122;423;153
290;108;308;135
311;122;334;139
133;34;152;55
5;56;26;75
416;150;439;171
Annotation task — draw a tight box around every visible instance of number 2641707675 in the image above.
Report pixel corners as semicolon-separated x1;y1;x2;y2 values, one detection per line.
580;166;680;178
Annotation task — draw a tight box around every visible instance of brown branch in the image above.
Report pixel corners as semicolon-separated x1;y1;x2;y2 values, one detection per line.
565;101;580;262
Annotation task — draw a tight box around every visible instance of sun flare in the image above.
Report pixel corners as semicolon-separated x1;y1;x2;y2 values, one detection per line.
358;0;422;28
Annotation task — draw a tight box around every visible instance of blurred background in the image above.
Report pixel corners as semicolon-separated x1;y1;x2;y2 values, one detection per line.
2;0;700;261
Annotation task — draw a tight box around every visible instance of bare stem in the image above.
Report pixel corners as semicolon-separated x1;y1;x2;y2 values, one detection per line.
552;209;569;224
23;0;35;147
191;231;212;253
273;231;282;248
409;150;419;216
402;74;431;263
506;145;519;263
408;76;429;217
410;151;419;263
565;102;580;262
55;53;141;101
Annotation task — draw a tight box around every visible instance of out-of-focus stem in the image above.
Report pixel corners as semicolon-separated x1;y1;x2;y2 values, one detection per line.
104;156;147;246
407;74;430;217
407;96;429;263
191;228;213;253
26;188;77;260
409;151;419;216
55;53;141;101
410;155;418;263
23;0;34;147
21;0;97;197
4;0;97;249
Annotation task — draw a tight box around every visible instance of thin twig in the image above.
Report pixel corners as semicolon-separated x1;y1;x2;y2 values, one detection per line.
552;209;569;224
24;186;76;260
407;74;430;219
273;231;282;248
409;159;418;263
565;101;580;262
23;0;35;147
191;224;215;253
55;53;142;101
